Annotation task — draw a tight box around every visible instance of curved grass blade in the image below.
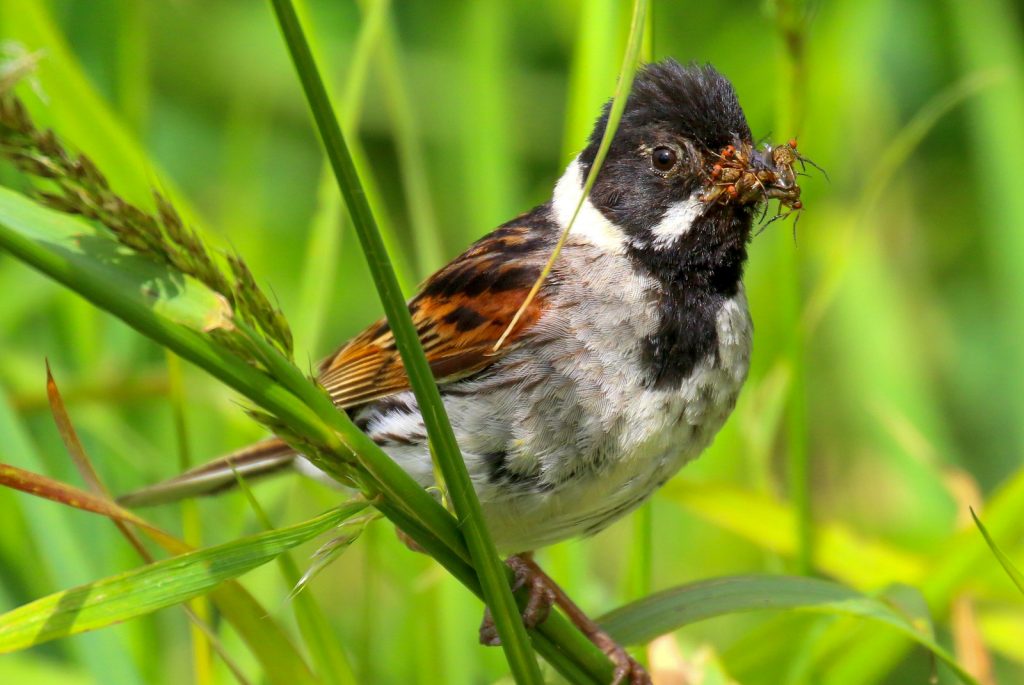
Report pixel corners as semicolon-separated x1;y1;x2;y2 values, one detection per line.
232;469;361;685
494;0;649;351
266;3;544;681
47;363;251;684
598;575;980;685
971;507;1024;595
0;461;324;685
0;503;363;654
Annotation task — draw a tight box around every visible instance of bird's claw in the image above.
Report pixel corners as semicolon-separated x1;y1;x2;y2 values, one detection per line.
592;631;651;685
478;554;557;646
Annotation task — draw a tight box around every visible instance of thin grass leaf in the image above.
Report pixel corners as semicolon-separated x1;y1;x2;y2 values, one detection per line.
266;3;545;681
598;575;981;685
48;361;251;684
231;468;360;685
0;395;144;685
971;507;1024;595
46;363;154;556
293;0;386;352
0;503;363;654
44;365;100;493
494;0;649;351
0;463;180;549
290;521;370;599
375;7;447;276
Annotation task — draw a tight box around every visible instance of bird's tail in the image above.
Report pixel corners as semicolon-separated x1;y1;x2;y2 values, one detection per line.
117;438;296;507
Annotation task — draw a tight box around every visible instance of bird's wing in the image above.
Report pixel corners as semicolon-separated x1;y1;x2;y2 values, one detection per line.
317;218;553;408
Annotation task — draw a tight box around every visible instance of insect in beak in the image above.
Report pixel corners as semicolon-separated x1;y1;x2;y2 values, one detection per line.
699;137;823;229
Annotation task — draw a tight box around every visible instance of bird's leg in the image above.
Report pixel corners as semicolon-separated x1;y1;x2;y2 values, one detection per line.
479;553;651;685
478;552;557;646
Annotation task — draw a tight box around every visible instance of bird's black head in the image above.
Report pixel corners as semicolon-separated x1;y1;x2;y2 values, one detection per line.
570;60;766;292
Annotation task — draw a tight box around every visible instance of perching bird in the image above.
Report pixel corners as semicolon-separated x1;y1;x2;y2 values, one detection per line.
121;59;804;684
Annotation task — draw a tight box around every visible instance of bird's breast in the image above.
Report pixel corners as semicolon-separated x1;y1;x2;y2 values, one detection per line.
468;243;752;551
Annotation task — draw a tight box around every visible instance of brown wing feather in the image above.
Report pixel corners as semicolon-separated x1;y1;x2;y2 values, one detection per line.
317;221;552;409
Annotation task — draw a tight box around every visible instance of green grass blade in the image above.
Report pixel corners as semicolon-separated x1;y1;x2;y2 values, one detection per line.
598;575;980;685
494;0;647;351
265;2;543;681
377;14;446;277
561;0;626;161
0;461;327;685
0;400;144;685
970;508;1024;595
234;472;360;685
0;503;362;654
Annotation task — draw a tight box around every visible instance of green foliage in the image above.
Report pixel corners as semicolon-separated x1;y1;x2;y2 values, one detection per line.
0;500;363;658
598;575;979;685
972;508;1024;596
0;1;1023;684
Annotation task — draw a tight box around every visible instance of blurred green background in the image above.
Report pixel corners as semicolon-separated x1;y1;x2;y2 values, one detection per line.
1;0;1023;683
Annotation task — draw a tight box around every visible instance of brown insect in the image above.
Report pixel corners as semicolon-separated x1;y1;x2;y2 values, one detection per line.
699;137;821;232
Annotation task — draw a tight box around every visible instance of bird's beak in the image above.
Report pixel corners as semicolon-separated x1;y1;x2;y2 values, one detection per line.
759;143;801;206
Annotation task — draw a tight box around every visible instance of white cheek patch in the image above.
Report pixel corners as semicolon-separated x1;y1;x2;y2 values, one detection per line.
649;196;705;249
551;158;627;255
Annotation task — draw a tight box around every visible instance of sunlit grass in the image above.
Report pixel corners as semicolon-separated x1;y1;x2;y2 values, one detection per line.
0;1;1023;684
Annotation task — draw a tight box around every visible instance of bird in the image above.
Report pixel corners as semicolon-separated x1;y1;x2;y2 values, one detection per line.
120;59;804;684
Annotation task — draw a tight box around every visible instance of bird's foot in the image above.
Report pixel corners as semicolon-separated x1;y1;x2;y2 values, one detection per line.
590;628;651;685
477;553;650;684
478;553;556;646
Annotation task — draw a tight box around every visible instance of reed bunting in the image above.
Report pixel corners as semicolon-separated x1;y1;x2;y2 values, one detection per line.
122;59;805;684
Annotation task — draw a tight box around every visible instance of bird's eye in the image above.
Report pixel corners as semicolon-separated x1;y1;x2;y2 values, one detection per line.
651;146;678;173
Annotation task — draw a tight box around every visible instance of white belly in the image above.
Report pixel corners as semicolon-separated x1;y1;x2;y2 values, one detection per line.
480;292;752;553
